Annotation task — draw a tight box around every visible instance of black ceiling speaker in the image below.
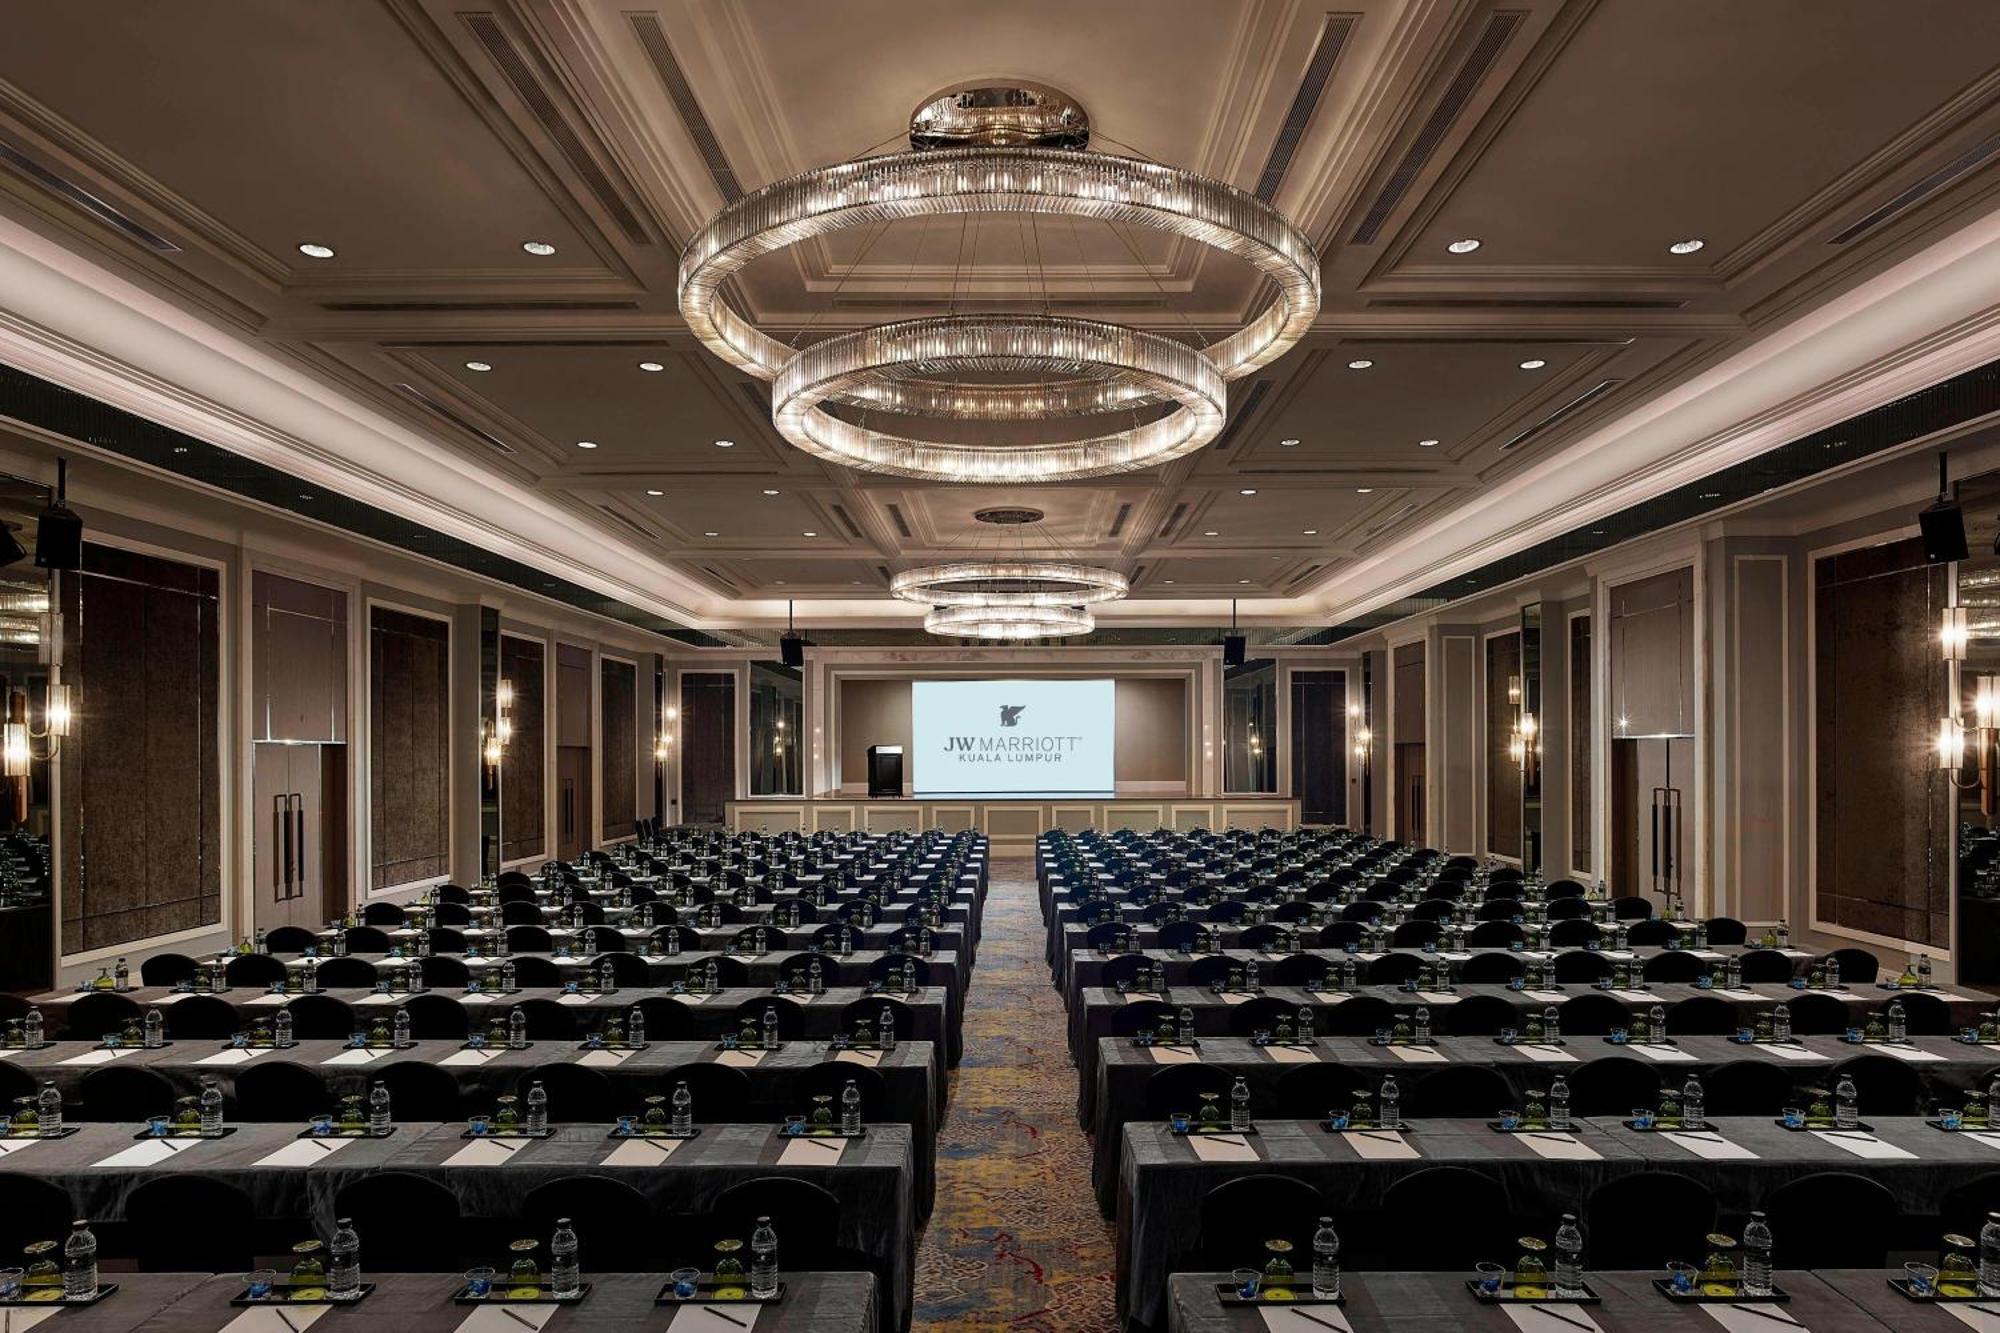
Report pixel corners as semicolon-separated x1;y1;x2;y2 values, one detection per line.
33;460;80;572
778;600;805;667
1223;634;1247;667
1921;453;1968;564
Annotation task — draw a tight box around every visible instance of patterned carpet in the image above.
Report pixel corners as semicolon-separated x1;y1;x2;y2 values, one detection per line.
914;861;1119;1331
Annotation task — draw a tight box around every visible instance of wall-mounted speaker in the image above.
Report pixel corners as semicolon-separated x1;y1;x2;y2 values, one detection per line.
1920;498;1968;564
1222;634;1247;667
33;504;81;572
779;633;805;667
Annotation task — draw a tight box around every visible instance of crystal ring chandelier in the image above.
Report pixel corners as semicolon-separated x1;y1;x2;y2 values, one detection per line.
677;84;1320;483
773;315;1225;482
924;602;1096;639
891;559;1129;609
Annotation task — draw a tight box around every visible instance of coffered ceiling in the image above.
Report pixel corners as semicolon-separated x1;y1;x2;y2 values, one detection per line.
0;0;1996;632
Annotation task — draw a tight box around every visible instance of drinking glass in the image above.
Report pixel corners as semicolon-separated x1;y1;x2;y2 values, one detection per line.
464;1266;495;1298
786;1112;808;1136
1498;1109;1521;1131
0;1269;22;1300
1499;1027;1519;1044
1232;1269;1262;1300
309;1114;333;1137
1609;1028;1629;1045
1666;1261;1698;1294
245;1270;276;1300
1631;1107;1655;1130
1781;1106;1805;1130
467;1114;490;1137
670;1267;701;1300
1942;1107;1965;1130
1905;1262;1939;1295
148;1115;171;1137
616;1115;636;1136
1474;1263;1505;1294
1169;1111;1190;1134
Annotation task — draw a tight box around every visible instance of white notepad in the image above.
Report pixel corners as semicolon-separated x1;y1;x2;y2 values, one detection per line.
220;1307;332;1333
575;1049;632;1068
1263;1044;1319;1064
1760;1044;1827;1062
59;1048;135;1066
777;1135;850;1167
1342;1130;1420;1161
321;1049;384;1066
1608;991;1657;1004
1514;1044;1578;1064
453;1307;558;1333
355;993;398;1007
1943;1305;2000;1332
1414;992;1462;1005
1659;1131;1757;1160
602;1137;684;1167
1701;1307;1801;1333
195;1048;268;1067
1879;1044;1947;1063
245;993;293;1007
1811;1130;1915;1160
1146;1046;1201;1065
439;1050;495;1067
1517;1132;1601;1161
667;1303;764;1332
1184;1134;1259;1163
0;1305;61;1332
1503;1306;1602;1333
253;1137;355;1168
1630;1044;1698;1063
1385;1045;1447;1064
715;1049;765;1069
444;1138;530;1168
836;1049;884;1068
93;1137;203;1168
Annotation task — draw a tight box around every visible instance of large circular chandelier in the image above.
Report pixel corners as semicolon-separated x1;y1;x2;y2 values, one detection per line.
677;82;1321;483
894;509;1124;640
924;603;1095;639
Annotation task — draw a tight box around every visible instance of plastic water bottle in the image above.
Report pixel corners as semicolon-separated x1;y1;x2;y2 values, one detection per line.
365;1080;390;1134
1312;1216;1341;1298
113;957;130;992
1297;1005;1316;1044
1229;1076;1251;1131
671;1080;692;1135
1771;1005;1793;1043
1413;1006;1432;1042
550;1218;580;1297
750;1216;779;1299
525;1080;548;1134
1554;1213;1585;1297
1379;1075;1400;1128
37;1081;62;1136
1724;956;1742;990
841;1078;862;1133
1888;1000;1907;1043
1918;952;1934;988
508;1006;529;1049
627;1007;645;1048
144;1008;165;1049
1835;1073;1859;1129
1682;1076;1705;1129
1980;1212;2000;1295
1647;1005;1666;1045
762;1006;781;1050
23;1006;42;1047
1549;1075;1572;1131
328;1216;361;1300
496;958;516;991
392;1009;412;1049
63;1219;97;1300
1543;1004;1561;1041
275;1009;294;1049
878;1004;896;1051
665;928;682;957
194;1076;222;1134
1741;1211;1773;1296
902;960;918;993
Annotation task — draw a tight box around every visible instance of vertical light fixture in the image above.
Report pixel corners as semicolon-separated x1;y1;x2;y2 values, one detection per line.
1943;606;1971;660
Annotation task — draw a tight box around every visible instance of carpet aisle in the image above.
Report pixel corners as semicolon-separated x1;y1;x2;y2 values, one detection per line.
913;860;1118;1331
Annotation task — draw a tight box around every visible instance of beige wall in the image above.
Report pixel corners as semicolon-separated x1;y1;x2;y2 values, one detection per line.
836;675;1189;792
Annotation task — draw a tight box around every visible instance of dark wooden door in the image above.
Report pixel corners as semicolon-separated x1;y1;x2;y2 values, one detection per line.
1288;670;1345;826
680;674;736;826
1395;744;1426;844
255;743;340;932
557;746;590;859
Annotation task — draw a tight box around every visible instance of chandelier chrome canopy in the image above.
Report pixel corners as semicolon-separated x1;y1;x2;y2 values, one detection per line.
676;83;1321;484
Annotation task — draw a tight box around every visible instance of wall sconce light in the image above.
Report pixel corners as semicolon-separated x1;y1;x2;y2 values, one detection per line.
1943;606;1971;661
654;732;673;763
484;676;514;770
1942;673;2000;815
1510;710;1541;779
3;722;29;778
1507;674;1522;706
1353;725;1373;762
482;723;503;770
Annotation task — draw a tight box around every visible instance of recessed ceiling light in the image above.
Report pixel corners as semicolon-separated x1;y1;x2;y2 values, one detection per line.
463;360;492;373
296;242;335;259
762;488;780;496
1280;439;1300;449
521;240;557;256
1668;238;1706;255
1302;529;1318;536
1237;579;1250;585
576;440;598;450
775;580;786;586
1239;488;1258;496
1346;359;1373;370
1163;579;1176;585
703;531;719;538
1418;438;1439;448
714;439;735;449
1519;359;1547;370
645;489;664;496
1446;238;1482;254
802;531;817;537
1203;530;1219;537
1356;487;1374;494
638;361;665;372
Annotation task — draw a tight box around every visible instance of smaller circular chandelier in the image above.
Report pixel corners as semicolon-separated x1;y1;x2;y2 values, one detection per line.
892;560;1127;609
924;603;1094;639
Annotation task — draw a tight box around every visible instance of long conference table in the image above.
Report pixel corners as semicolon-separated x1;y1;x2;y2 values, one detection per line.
0;1121;916;1330
0;1271;881;1333
1165;1269;1954;1333
1117;1115;2000;1327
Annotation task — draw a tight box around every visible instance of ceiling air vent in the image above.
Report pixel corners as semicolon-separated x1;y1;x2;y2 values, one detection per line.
462;12;652;244
629;14;744;204
595;505;659;542
1499;379;1622;452
829;504;864;539
1350;10;1523;244
393;383;516;456
1829;129;2000;245
1108;503;1132;538
320;300;639;313
1255;13;1358;202
885;503;913;537
1210;379;1273;452
1366;297;1686;311
1157;502;1189;539
0;140;180;251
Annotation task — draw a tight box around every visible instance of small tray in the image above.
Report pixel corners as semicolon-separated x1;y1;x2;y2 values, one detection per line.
1926;1119;1997;1133
714;1042;786;1053
1214;1283;1344;1307
230;1282;375;1307
1727;1036;1803;1047
462;986;522;997
463;1040;529;1052
296;1125;395;1140
0;1127;77;1141
1607;1037;1676;1048
0;1283;118;1307
1129;1038;1200;1050
1495;1037;1567;1047
1621;1119;1711;1133
1773;1119;1873;1134
1652;1279;1789;1305
654;1281;786;1306
1169;1123;1259;1137
129;1126;235;1141
1250;1038;1318;1050
779;1124;866;1139
1320;1120;1413;1134
1888;1277;1987;1302
576;1041;649;1053
609;1126;701;1141
1485;1122;1583;1135
454;1282;591;1306
0;1042;54;1053
457;1126;557;1140
1368;1037;1438;1048
1468;1279;1603;1305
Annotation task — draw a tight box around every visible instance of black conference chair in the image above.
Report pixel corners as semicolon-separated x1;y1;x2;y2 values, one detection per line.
373;1060;465;1122
1765;1173;1898;1268
1445;994;1519;1036
1609;896;1653;921
1110;1001;1179;1038
508;956;564;988
125;1176;259;1271
1366;954;1424;986
628;995;694;1041
705;1177;843;1265
1786;992;1849;1036
1546;899;1592;921
1468;921;1524;948
1702;1061;1796;1116
1703;917;1748;946
1552;951;1611;984
420;956;472;990
517;1064;616;1124
1585;1174;1717;1270
265;926;319;954
399;993;469;1039
334;1173;464;1271
314;957;379;990
0;1174;76;1263
1323;995;1396;1037
1144;1064;1240;1120
1268;956;1329;988
76;1065;177;1122
233;1061;331;1121
285;994;356;1039
1738;950;1796;984
512;997;577;1040
794;1062;891;1120
1641;951;1705;984
139;953;201;987
1381;1168;1512;1270
1403;1065;1511;1118
1823;948;1881;984
1891;992;1955;1036
162;993;240;1040
521;1176;654;1271
1665;996;1736;1035
1276;1063;1371;1118
361;902;407;927
1553;993;1630;1036
1566;1057;1661;1117
1547;919;1600;948
659;1063;755;1123
1196;1176;1329;1271
1461;953;1525;984
342;926;394;953
1624;919;1674;946
1227;995;1303;1037
1831;1053;1927;1117
61;992;143;1040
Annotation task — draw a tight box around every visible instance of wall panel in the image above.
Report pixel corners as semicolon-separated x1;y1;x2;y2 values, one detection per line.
499;635;545;862
369;607;450;890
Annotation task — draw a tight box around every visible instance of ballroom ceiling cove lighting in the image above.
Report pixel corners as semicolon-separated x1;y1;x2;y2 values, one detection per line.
925;602;1094;639
677;81;1321;483
892;561;1127;609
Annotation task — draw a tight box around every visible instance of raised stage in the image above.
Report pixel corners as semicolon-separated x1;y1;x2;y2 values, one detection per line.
725;796;1303;850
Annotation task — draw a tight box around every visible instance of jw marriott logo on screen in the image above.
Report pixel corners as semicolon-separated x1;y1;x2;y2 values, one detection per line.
999;704;1025;727
942;727;1084;761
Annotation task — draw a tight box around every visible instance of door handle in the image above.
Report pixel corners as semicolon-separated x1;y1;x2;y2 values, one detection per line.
275;795;290;896
292;794;306;900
